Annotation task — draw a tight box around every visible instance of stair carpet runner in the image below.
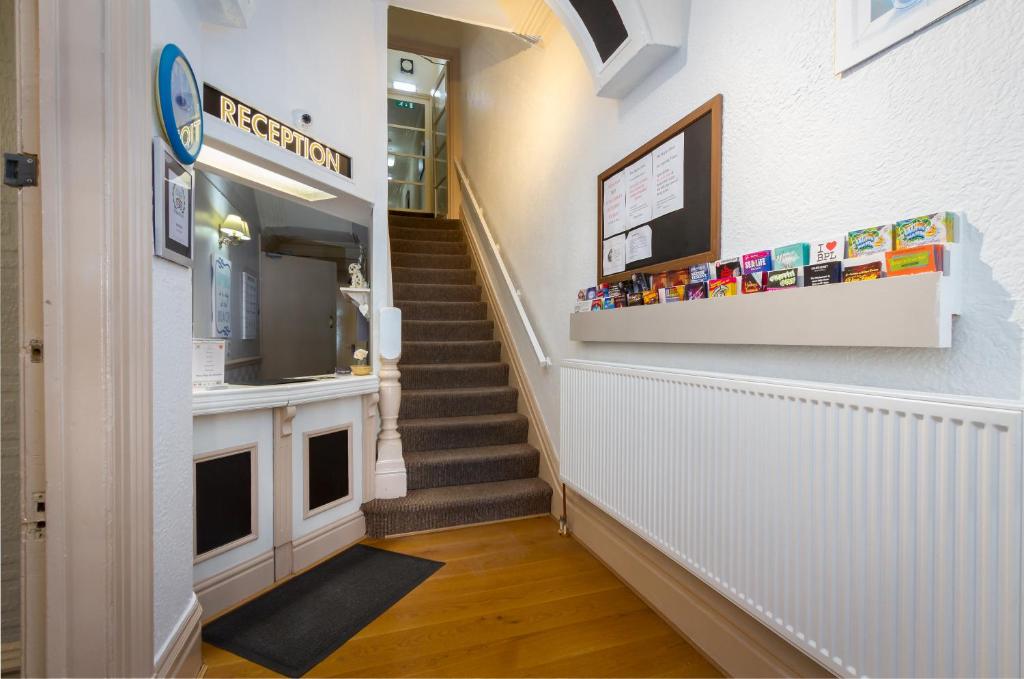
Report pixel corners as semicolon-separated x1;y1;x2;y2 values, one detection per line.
361;214;552;537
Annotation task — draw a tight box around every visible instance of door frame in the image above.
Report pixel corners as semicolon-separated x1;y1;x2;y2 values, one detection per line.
387;37;461;220
37;0;155;675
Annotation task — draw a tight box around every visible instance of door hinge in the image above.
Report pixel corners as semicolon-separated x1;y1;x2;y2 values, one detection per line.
4;153;39;188
23;492;45;539
28;339;42;363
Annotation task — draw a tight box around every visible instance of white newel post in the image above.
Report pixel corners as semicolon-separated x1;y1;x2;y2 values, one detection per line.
375;307;406;498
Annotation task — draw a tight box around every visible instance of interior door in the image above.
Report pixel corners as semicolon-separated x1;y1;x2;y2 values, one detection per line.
259;253;337;380
387;92;432;213
430;63;449;218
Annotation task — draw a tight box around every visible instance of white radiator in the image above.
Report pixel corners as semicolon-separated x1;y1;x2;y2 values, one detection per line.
560;359;1023;678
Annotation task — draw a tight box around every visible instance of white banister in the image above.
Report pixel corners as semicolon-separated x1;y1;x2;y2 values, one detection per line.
454;160;552;367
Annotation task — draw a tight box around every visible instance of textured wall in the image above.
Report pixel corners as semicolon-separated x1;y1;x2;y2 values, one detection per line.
458;0;1024;448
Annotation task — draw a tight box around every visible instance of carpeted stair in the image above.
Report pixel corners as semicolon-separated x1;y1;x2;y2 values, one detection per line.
362;214;552;537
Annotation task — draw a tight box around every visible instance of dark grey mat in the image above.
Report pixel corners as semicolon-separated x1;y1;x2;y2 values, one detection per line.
202;544;444;676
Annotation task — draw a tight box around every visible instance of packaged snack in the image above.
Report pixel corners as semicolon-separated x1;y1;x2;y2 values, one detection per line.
689;263;715;283
893;212;955;250
650;272;670;291
766;267;800;290
601;297;615;309
667;269;691;286
591;299;604;311
715;257;742;278
708;277;738;297
804;261;842;286
810;238;843;264
885;244;943;276
772;243;810;269
626;292;644;306
846;224;893;257
741;272;767;293
631;272;650;291
585;287;598;300
684;282;708;300
642;290;660;304
741;250;772;274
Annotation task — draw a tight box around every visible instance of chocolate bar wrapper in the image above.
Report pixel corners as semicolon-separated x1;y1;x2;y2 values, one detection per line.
804;261;842;286
846;224;893;257
766;267;800;290
885;244;943;276
843;261;883;282
626;292;644;307
772;243;810;269
715;257;742;278
660;285;686;303
642;290;660;305
684;282;708;300
689;263;715;283
810;238;844;264
741;250;773;274
597;283;610;297
893;212;955;250
612;295;627;308
741;272;767;294
601;297;615;309
590;299;604;311
586;287;598;300
708;277;738;298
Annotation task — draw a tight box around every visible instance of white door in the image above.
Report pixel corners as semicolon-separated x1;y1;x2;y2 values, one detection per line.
387;92;433;213
259;253;338;380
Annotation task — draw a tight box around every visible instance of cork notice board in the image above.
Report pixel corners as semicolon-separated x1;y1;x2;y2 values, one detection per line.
597;94;722;283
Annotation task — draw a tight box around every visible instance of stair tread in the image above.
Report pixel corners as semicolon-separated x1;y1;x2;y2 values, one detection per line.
400;361;506;369
389;227;462;242
402;340;499;346
399;412;527;429
364;478;550;509
402;385;516;397
405;443;538;462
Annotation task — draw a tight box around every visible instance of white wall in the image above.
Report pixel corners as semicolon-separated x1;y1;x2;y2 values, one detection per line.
150;0;389;661
151;0;203;663
457;1;1024;450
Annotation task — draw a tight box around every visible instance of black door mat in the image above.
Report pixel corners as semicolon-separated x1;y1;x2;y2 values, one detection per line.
202;544;444;676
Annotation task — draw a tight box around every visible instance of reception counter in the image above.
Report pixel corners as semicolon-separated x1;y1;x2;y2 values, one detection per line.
191;374;379;619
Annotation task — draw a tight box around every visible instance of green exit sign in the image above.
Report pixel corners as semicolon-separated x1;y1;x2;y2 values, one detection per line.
395;100;415;110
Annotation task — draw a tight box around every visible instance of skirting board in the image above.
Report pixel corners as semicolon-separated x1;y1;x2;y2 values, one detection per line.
195;551;274;623
566;489;834;678
292;511;366;573
154;596;204;678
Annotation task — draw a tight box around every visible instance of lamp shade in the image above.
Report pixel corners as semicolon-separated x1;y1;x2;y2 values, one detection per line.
220;214;250;241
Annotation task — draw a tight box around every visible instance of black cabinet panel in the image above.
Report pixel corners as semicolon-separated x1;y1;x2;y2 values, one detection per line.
196;450;253;555
308;429;350;512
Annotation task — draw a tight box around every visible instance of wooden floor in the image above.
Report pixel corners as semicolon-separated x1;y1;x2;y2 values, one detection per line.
202;517;722;678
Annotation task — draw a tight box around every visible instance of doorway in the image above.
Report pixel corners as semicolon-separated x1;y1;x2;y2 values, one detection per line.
386;49;448;215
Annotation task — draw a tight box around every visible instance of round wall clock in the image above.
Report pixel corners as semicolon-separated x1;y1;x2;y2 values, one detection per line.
156;43;203;165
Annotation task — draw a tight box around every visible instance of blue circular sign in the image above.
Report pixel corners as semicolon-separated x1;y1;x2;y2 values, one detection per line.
156;44;203;164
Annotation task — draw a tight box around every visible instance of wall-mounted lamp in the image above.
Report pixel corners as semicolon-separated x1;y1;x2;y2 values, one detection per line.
219;214;251;247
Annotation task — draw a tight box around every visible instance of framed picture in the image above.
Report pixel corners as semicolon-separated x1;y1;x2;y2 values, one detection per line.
152;137;195;267
835;0;976;73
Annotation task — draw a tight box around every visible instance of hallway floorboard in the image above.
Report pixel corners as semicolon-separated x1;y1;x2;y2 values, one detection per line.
201;517;722;678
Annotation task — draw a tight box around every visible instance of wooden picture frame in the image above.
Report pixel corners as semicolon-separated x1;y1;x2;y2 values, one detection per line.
597;94;722;284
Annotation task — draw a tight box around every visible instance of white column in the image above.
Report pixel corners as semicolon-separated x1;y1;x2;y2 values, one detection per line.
374;306;406;498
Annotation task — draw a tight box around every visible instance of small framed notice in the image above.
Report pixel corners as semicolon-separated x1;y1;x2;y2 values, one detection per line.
152;137;195;267
242;271;259;339
192;339;225;389
212;254;232;338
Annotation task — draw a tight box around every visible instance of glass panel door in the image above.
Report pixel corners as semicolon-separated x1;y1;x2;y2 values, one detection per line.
388;93;432;212
431;63;449;217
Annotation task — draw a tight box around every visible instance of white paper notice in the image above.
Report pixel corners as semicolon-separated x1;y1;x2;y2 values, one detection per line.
625;154;654;228
626;225;653;264
192;339;225;389
603;234;626;275
602;170;627;237
166;169;191;247
212;255;232;338
242;271;258;340
652;133;685;219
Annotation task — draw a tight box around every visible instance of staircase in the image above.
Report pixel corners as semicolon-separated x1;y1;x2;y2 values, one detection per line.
361;213;552;537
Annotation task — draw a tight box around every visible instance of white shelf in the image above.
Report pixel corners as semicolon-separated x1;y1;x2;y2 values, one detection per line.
339;287;371;318
571;266;961;349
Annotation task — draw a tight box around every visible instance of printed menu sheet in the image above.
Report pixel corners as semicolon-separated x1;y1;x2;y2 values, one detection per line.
652;133;684;218
626;225;653;264
625;154;654;228
602;170;627;237
602;234;625;275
